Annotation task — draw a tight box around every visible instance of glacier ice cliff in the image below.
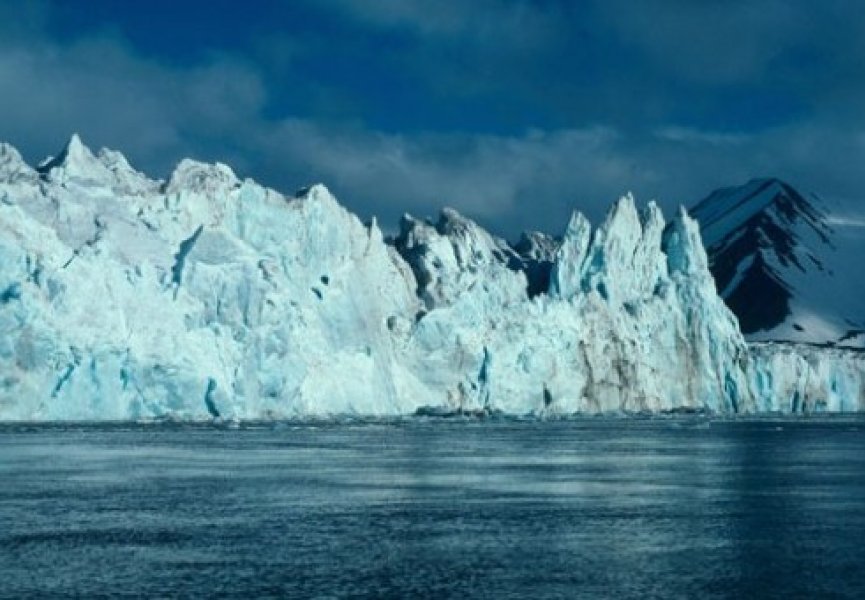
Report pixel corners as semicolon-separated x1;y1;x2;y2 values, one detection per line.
1;135;863;420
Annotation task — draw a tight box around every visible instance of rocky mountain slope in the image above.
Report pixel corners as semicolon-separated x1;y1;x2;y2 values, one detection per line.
691;178;865;347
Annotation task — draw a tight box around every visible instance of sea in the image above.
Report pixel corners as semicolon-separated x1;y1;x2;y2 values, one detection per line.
1;417;864;598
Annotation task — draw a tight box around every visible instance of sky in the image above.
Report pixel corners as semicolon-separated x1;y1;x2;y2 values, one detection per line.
2;0;865;237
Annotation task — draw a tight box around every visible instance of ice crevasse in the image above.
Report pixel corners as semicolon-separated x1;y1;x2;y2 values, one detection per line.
0;135;863;420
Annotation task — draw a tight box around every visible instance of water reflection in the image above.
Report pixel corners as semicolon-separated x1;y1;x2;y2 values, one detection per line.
0;419;864;597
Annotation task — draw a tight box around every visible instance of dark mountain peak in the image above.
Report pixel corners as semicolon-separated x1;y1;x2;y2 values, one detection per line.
692;177;832;252
691;178;836;336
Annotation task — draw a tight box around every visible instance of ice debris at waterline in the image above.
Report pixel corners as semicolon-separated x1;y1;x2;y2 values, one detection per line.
1;135;864;420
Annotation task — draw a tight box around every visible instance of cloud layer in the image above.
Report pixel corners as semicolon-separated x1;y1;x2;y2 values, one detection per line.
2;0;865;237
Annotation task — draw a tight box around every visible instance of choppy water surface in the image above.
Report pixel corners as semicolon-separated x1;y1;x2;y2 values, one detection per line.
2;417;865;598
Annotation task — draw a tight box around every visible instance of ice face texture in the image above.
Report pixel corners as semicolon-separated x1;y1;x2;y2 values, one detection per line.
1;136;862;420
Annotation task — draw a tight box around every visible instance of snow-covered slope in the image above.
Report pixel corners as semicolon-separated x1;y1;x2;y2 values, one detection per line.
1;136;863;419
691;178;865;347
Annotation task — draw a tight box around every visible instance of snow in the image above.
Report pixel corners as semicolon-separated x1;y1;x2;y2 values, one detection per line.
718;255;754;298
1;135;863;420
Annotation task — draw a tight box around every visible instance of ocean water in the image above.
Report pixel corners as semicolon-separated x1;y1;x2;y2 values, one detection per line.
1;417;865;598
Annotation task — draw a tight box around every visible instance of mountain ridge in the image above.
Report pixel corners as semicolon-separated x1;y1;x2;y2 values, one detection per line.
690;177;865;348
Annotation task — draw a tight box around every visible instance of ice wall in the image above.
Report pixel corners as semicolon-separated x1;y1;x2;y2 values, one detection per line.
748;343;865;412
1;136;862;420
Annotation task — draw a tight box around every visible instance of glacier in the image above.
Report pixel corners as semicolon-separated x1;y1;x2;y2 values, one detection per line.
1;135;863;420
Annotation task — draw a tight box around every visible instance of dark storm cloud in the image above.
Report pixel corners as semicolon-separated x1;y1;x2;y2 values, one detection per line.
596;0;804;85
0;1;266;174
1;0;865;238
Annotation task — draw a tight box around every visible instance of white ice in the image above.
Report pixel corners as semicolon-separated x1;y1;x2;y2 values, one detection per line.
1;136;863;420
